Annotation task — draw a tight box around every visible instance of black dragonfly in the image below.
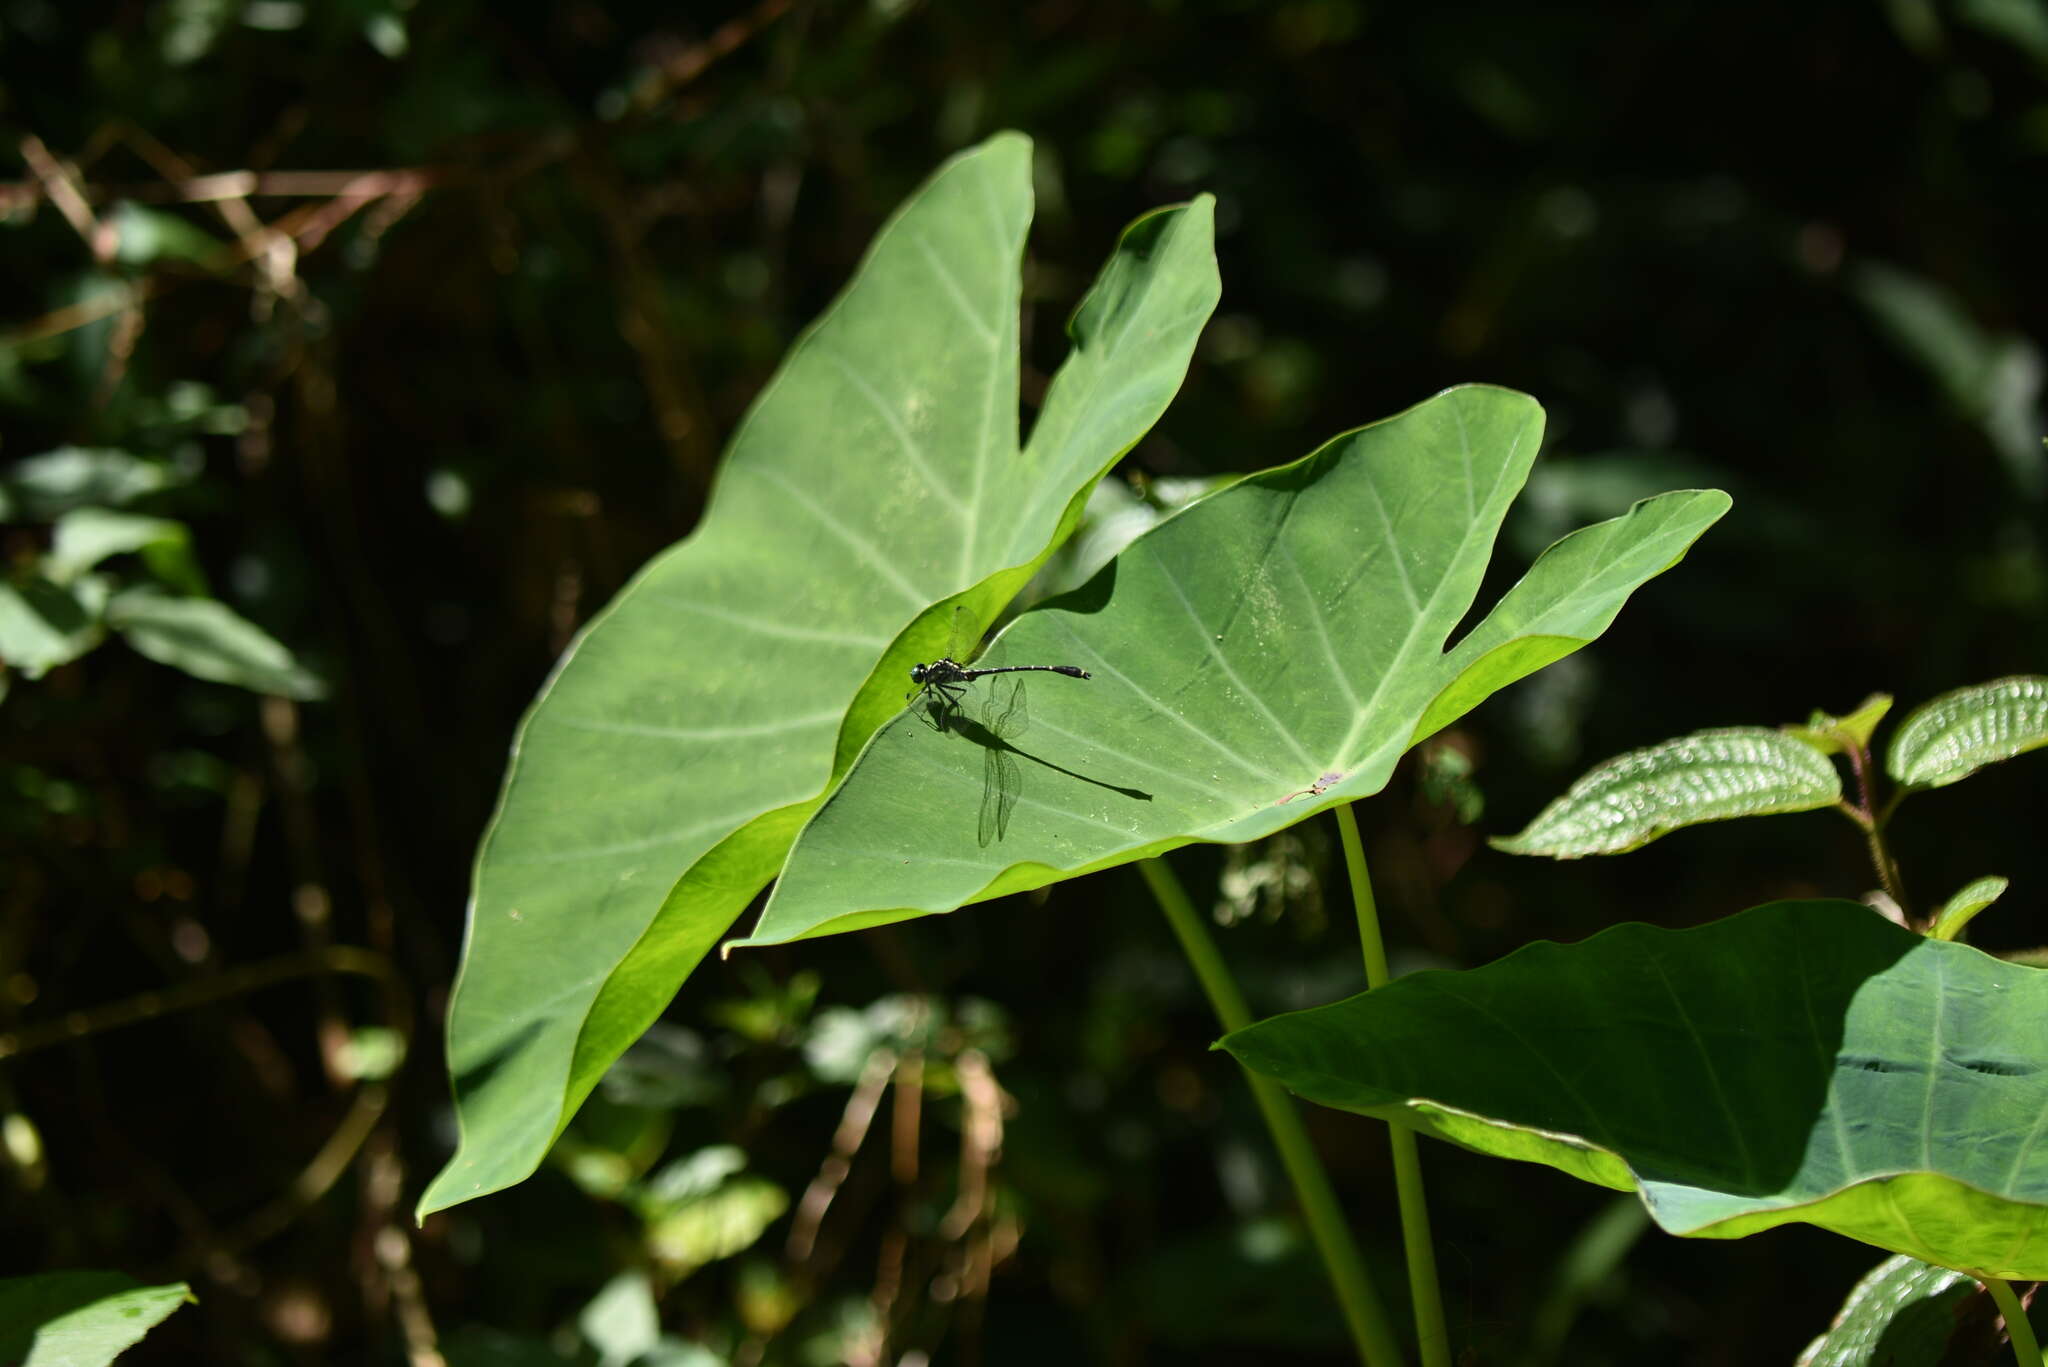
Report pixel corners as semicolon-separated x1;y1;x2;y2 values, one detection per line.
907;607;1094;846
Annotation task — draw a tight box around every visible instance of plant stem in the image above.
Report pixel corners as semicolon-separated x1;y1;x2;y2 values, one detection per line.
1333;802;1453;1367
1838;741;1909;919
1138;856;1407;1367
1984;1277;2046;1366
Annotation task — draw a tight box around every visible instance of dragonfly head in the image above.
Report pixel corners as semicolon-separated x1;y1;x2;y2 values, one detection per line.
909;662;931;685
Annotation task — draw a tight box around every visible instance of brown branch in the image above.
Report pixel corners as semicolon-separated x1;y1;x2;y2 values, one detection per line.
786;1047;896;1263
0;278;154;345
17;133;106;259
0;166;442;211
117;124;301;303
623;0;795;115
0;171;423;347
938;1048;1006;1241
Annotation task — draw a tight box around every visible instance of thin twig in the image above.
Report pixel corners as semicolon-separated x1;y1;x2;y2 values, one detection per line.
365;1136;447;1367
891;1045;924;1185
623;0;795;115
17;133;105;256
1838;741;1911;921
938;1048;1005;1241
0;166;441;211
786;1047;896;1263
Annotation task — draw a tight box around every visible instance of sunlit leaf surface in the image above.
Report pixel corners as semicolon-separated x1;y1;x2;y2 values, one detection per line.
424;133;1219;1214
744;386;1728;946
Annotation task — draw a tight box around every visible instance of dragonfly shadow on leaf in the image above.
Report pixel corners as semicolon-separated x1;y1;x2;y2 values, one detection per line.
920;682;1151;847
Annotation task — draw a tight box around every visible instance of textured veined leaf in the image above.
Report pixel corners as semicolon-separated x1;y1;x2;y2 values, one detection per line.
1491;726;1841;859
1794;1255;1978;1367
1223;900;2048;1279
1886;676;2048;789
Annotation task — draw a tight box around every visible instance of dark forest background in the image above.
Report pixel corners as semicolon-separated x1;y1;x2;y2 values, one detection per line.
3;1;2046;1363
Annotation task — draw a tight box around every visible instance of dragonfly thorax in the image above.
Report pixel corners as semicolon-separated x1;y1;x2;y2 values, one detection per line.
910;658;969;687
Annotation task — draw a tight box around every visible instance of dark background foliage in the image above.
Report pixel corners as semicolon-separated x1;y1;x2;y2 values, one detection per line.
3;1;2044;1363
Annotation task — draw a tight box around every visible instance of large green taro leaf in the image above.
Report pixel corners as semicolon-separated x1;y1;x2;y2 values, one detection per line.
424;133;1219;1215
1223;901;2048;1279
739;385;1729;946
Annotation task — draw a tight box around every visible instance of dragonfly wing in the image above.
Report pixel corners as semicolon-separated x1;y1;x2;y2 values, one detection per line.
979;746;1019;847
990;674;1027;740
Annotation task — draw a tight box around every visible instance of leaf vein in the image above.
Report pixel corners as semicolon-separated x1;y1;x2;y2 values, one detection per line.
741;464;932;609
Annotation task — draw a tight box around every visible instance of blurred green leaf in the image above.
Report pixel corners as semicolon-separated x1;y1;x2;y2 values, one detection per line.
597;1025;724;1110
556;1147;635;1203
705;967;818;1046
1492;727;1842;858
1418;741;1483;824
0;449;177;522
107;203;223;268
106;586;324;698
364;12;407;58
1852;262;2045;497
0;1271;193;1367
637;1342;727;1367
1929;875;2007;942
1958;0;2048;67
578;1271;660;1367
47;508;203;591
1224;900;2048;1278
640;1146;749;1208
339;1027;405;1081
439;1327;576;1367
0;575;108;678
1524;1196;1651;1367
745;388;1728;947
802;996;935;1083
645;1177;788;1276
1886;676;2048;789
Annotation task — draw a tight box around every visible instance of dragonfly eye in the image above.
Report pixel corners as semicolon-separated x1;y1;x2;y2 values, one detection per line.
910;663;928;683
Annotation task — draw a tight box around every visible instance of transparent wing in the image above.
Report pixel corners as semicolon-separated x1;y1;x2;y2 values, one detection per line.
987;674;1028;741
979;746;1018;847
